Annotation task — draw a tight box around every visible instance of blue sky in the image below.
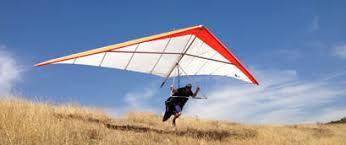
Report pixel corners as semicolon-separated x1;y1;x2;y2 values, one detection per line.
0;0;346;124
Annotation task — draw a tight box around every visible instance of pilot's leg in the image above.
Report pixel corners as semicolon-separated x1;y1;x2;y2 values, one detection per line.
172;105;182;127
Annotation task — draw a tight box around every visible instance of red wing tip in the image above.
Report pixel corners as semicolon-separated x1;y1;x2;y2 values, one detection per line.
251;79;259;85
249;77;259;85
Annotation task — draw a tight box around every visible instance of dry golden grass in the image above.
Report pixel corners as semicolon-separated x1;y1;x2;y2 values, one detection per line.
0;97;345;145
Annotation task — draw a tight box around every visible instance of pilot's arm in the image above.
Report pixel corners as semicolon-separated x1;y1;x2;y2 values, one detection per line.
170;85;176;94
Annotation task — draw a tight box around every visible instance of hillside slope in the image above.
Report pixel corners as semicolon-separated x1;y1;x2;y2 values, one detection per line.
0;98;345;145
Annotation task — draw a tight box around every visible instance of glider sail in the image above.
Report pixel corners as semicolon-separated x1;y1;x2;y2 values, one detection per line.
35;25;259;85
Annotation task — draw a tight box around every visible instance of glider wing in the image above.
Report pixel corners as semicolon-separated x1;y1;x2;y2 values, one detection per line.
35;25;258;85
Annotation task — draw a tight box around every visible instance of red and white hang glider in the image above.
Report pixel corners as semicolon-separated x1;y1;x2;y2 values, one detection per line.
35;25;259;85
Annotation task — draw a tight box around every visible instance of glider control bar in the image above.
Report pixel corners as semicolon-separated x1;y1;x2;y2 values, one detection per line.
169;96;206;99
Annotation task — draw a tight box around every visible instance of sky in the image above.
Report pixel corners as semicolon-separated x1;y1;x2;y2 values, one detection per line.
1;0;346;124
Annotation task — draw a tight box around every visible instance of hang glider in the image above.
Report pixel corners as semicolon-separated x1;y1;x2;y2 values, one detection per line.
35;25;259;85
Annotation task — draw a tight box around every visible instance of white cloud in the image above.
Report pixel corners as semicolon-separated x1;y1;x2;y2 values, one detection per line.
123;87;158;111
0;45;21;96
184;69;346;124
332;44;346;59
309;107;346;123
105;87;160;117
308;16;320;32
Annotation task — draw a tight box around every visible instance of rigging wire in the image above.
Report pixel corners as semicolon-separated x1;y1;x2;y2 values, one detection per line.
176;63;208;99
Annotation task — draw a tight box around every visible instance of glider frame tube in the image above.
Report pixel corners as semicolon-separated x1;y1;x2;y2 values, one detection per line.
160;34;198;88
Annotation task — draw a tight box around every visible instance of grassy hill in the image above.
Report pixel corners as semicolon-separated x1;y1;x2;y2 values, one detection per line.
328;117;346;124
0;98;345;145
